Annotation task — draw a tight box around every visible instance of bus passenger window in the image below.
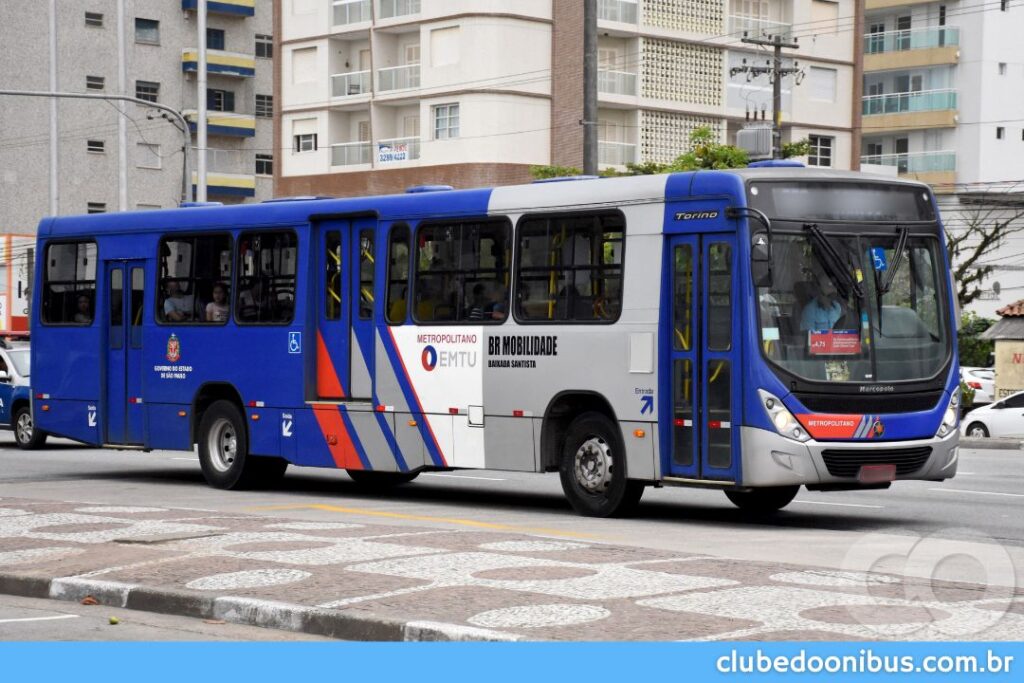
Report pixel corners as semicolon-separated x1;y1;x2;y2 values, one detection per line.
707;243;732;351
515;212;623;323
386;224;410;325
325;232;341;321
130;266;144;347
42;241;97;325
413;220;510;324
158;235;232;324
359;229;375;320
236;231;297;324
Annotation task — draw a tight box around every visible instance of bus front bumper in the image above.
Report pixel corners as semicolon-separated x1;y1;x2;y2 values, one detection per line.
738;426;959;488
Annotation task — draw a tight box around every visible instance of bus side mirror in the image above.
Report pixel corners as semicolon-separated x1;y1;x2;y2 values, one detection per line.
751;232;771;287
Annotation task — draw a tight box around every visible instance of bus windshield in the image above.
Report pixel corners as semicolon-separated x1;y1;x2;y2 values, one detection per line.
757;229;949;384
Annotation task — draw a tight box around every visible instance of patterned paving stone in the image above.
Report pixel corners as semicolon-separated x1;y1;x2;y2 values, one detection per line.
186;568;312;591
468;604;611;629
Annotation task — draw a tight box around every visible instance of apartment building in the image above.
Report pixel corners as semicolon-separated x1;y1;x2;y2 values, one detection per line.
276;0;858;197
0;0;274;234
859;0;1024;317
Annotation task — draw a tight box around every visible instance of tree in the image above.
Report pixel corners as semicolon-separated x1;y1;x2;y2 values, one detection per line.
781;138;810;159
958;311;995;368
945;190;1024;308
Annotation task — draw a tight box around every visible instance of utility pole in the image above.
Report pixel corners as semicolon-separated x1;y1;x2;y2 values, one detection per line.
582;0;598;175
730;32;801;159
197;0;209;202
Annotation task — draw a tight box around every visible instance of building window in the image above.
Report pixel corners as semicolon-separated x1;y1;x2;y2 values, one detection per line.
255;94;273;118
137;204;160;210
87;202;106;214
207;88;235;112
42;241;97;325
85;12;104;27
515;212;624;323
997;127;1006;139
86;75;105;91
135;80;159;103
135;18;159;44
999;62;1008;75
294;133;317;153
158;235;232;324
136;143;161;169
1001;0;1008;10
255;154;273;176
86;140;105;154
808;135;834;167
808;67;837;102
432;103;459;140
235;231;297;324
255;34;273;58
413;220;511;324
207;28;225;50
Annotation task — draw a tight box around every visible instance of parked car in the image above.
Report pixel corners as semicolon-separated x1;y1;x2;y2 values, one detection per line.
0;339;46;449
961;389;1024;438
961;366;995;406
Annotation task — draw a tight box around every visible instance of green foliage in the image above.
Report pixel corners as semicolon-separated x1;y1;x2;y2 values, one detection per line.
529;164;582;180
959;379;976;408
782;139;810;159
958;311;995;368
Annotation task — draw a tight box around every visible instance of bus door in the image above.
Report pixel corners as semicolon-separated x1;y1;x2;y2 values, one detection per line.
105;260;146;444
663;235;740;482
349;218;377;399
316;223;352;399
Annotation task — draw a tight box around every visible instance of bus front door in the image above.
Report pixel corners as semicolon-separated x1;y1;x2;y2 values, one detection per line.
663;235;740;483
105;261;146;445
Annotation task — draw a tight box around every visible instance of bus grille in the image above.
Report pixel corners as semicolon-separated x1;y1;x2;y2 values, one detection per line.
820;447;933;478
795;391;943;414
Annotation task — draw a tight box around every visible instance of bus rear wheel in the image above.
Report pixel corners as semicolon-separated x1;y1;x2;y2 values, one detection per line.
725;486;799;513
198;400;287;489
346;470;419;487
559;412;644;518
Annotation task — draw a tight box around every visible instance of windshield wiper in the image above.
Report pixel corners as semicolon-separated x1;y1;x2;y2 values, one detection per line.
803;223;865;301
878;226;909;295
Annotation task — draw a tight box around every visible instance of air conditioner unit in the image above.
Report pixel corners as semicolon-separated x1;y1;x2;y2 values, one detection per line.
737;126;773;160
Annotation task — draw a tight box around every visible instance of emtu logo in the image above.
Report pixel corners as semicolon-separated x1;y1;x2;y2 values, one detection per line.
421;345;438;371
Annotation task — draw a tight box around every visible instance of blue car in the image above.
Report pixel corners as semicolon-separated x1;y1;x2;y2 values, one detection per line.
0;340;46;449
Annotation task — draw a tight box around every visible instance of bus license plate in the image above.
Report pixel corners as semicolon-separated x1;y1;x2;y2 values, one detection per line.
858;464;896;484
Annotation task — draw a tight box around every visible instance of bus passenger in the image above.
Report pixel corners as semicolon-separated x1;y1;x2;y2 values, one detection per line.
466;284;487;320
799;278;842;331
73;294;93;324
163;281;194;322
486;284;508;320
206;283;229;322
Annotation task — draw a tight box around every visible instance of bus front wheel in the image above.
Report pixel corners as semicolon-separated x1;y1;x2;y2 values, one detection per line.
725;486;799;513
198;400;287;489
559;412;644;517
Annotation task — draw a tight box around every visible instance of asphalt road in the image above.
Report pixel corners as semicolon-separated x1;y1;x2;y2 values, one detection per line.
0;435;1021;587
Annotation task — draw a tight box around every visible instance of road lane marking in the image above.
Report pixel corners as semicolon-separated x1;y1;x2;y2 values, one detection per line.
791;500;884;509
420;473;507;482
929;488;1024;498
0;614;79;624
247;503;599;539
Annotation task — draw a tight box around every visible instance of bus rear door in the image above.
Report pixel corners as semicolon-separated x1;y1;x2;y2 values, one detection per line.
105;260;146;444
663;235;740;483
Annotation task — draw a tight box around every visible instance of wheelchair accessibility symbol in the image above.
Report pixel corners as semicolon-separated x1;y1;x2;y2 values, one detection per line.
288;331;302;354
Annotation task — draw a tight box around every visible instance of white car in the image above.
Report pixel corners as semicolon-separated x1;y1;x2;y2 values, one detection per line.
961;366;995;406
961;390;1024;438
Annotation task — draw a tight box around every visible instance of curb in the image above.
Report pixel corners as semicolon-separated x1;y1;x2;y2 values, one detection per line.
960;437;1022;451
0;573;523;642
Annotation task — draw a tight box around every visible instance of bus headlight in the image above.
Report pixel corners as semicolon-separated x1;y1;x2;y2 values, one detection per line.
936;388;960;438
759;389;810;443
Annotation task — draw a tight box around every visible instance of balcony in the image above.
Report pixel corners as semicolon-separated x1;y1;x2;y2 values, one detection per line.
182;49;255;78
192;172;256;198
377;137;421;163
379;0;420;19
862;88;957;131
864;27;960;71
598;0;638;24
181;0;254;17
378;64;420;91
861;150;956;186
598;141;636;166
333;0;371;27
331;70;372;98
728;15;793;40
331;141;372;166
183;111;256;138
598;70;638;96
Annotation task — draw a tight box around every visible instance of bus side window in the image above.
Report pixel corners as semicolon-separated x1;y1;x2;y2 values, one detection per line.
235;230;297;325
386;224;410;325
325;231;341;321
158;235;232;324
359;229;375;320
42;241;97;325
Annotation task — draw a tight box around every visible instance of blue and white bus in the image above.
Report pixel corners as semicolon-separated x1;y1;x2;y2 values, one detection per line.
30;167;960;516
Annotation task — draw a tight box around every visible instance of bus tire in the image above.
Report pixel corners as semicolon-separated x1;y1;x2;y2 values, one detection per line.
725;486;799;513
13;405;47;450
197;400;275;490
559;411;644;517
346;469;419;487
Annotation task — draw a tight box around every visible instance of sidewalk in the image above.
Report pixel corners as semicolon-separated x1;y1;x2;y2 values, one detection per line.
0;496;1021;641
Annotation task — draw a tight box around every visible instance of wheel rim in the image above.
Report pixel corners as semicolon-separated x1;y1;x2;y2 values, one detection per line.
207;417;238;473
969;425;986;438
574;436;613;494
15;413;32;444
